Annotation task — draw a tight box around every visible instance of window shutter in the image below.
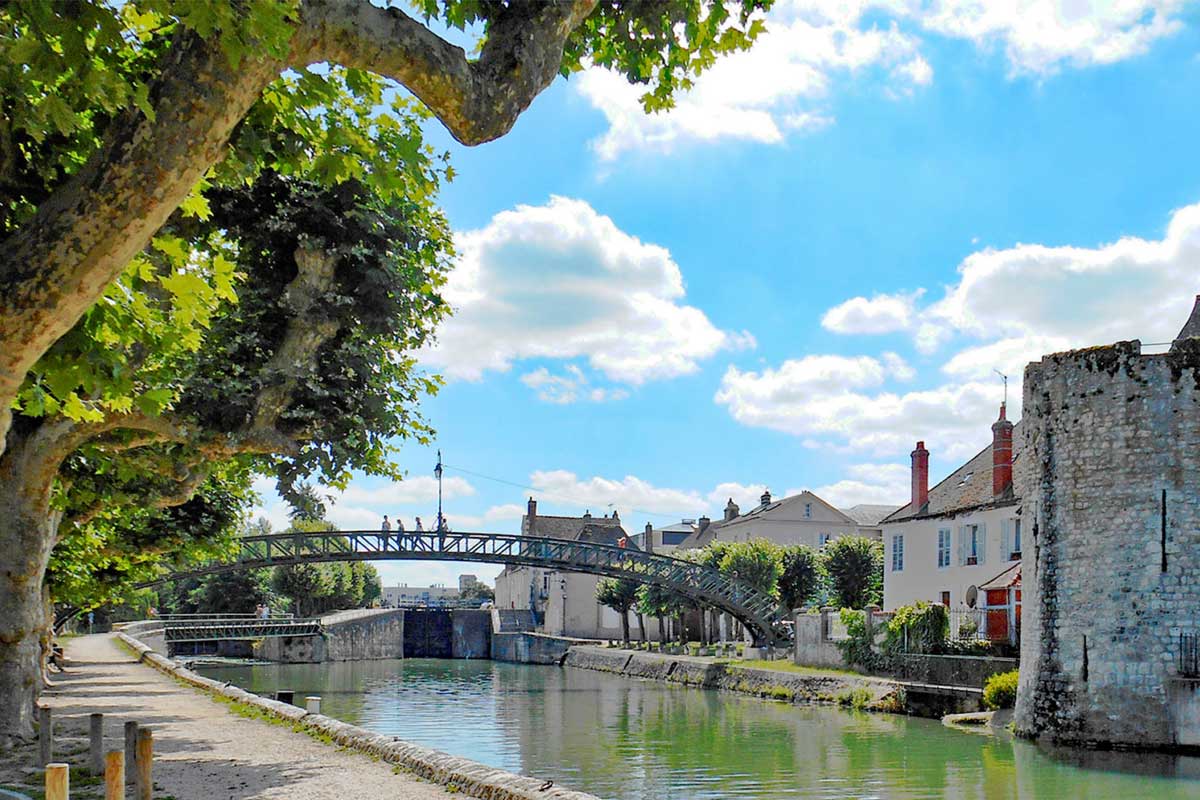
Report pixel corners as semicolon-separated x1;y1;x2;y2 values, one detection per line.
958;526;967;566
1000;520;1010;562
978;523;987;565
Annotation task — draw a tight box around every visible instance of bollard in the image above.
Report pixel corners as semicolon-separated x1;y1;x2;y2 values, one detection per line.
275;690;294;705
105;750;125;800
123;721;138;784
135;728;153;800
90;712;105;775
38;705;53;766
305;696;321;715
45;762;69;800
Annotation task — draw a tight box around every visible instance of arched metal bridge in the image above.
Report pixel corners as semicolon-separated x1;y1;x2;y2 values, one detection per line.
146;530;791;646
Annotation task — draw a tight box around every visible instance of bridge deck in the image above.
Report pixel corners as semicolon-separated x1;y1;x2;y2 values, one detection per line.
163;619;323;642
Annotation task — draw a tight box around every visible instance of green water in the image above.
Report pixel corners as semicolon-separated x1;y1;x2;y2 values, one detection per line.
196;659;1200;799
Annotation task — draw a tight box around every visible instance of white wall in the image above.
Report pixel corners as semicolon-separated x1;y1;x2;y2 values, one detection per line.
882;504;1023;610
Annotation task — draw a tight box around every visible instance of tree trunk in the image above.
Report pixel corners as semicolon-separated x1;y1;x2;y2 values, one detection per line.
0;442;59;744
636;613;646;643
620;607;630;646
657;615;666;643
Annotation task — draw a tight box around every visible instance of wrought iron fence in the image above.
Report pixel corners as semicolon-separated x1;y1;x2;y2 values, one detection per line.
1180;633;1200;678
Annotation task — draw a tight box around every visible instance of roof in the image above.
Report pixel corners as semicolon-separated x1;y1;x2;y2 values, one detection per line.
522;512;623;541
675;490;855;550
838;504;900;526
881;420;1024;525
980;562;1021;591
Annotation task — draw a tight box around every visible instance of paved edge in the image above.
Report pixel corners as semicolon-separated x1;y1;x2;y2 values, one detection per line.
116;631;599;800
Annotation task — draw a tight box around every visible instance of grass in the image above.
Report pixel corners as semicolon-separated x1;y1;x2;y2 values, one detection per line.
716;658;862;679
834;687;873;711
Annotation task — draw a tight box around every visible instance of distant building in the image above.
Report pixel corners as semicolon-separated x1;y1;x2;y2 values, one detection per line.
458;574;479;592
880;404;1024;626
632;519;698;554
494;498;650;640
381;583;460;607
677;489;893;551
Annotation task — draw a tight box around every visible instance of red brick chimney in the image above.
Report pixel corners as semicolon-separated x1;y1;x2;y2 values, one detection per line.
911;441;929;512
992;402;1014;498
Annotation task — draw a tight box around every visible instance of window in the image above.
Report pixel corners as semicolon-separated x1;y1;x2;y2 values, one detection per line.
937;529;951;568
940;591;951;607
819;532;831;547
959;523;986;566
891;534;904;572
1012;519;1022;559
804;503;812;518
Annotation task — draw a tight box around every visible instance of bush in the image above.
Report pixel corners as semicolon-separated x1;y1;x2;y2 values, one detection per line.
884;602;948;655
823;536;883;609
983;670;1019;710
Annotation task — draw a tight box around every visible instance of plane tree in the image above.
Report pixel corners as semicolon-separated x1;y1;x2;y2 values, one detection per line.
0;171;450;742
0;0;772;743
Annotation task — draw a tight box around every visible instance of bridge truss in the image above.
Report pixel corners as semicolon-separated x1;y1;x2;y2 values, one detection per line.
161;617;323;643
148;530;791;646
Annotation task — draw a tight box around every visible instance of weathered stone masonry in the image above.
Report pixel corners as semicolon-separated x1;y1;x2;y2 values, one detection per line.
1015;309;1200;749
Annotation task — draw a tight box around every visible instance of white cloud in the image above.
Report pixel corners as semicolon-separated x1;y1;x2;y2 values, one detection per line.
725;201;1200;461
337;477;475;507
912;0;1188;76
716;364;1008;461
520;365;630;404
484;504;526;522
575;1;1189;159
812;462;910;508
821;290;924;334
924;202;1200;349
576;10;927;160
423;197;752;386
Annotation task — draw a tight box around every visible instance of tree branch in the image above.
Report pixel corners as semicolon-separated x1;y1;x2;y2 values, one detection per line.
296;0;599;145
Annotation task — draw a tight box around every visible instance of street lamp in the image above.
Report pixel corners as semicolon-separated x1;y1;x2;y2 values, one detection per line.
434;450;444;533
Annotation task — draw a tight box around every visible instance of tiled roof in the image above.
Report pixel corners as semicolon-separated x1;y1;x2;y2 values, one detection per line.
839;504;900;526
881;421;1024;524
674;490;854;549
980;562;1021;590
522;513;623;541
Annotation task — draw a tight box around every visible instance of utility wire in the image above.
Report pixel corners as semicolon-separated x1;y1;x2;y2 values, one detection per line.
441;463;693;522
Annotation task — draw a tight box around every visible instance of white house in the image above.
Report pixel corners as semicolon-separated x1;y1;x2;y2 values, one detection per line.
881;403;1025;617
631;519;697;554
677;490;892;551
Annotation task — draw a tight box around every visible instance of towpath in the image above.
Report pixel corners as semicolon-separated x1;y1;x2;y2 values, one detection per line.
1;633;453;799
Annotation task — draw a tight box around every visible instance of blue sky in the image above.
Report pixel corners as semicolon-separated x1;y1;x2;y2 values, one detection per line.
254;1;1200;589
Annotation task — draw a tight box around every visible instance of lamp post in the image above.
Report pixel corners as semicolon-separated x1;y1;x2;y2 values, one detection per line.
434;450;444;534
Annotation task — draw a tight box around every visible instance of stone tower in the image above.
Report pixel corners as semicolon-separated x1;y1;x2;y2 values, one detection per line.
1014;298;1200;748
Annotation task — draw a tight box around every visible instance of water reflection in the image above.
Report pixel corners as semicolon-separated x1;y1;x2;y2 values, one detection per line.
196;659;1200;800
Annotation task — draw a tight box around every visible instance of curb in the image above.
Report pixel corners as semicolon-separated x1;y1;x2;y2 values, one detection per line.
116;632;598;800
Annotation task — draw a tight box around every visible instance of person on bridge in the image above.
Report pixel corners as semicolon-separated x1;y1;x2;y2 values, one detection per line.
415;516;424;531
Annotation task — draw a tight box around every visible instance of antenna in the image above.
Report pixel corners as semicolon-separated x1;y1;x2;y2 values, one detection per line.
993;369;1008;405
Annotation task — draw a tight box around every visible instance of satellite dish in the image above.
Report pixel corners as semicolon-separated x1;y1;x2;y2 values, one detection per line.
965;585;979;609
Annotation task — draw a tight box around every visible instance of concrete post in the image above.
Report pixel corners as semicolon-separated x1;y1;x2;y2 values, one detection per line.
38;705;52;766
305;696;321;714
89;713;105;775
45;763;69;800
123;721;138;784
105;750;125;800
135;728;153;800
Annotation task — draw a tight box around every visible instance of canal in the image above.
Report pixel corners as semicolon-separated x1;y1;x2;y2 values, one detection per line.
196;658;1200;799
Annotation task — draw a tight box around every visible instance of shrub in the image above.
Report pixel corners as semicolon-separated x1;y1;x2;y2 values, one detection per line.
823;536;883;609
884;602;948;655
835;687;872;710
983;670;1019;710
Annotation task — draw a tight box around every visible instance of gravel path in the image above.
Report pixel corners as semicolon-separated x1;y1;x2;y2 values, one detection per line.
34;634;455;799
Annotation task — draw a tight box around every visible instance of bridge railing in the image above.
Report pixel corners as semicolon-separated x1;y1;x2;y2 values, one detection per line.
150;529;792;646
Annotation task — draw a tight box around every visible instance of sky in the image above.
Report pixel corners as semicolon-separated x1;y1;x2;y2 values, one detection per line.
252;0;1200;590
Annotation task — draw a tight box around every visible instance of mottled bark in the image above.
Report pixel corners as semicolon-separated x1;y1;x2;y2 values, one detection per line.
0;431;62;743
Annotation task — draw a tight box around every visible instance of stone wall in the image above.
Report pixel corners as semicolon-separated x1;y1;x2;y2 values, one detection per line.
451;610;491;659
1015;336;1200;748
491;632;588;664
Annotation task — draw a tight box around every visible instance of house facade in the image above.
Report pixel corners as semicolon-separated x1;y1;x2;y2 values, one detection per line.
678;490;891;551
881;404;1025;631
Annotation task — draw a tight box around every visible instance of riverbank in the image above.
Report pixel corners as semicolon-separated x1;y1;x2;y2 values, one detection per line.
565;645;903;708
1;634;597;800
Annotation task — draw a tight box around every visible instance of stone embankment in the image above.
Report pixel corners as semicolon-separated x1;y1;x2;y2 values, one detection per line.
564;646;903;709
118;629;599;800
